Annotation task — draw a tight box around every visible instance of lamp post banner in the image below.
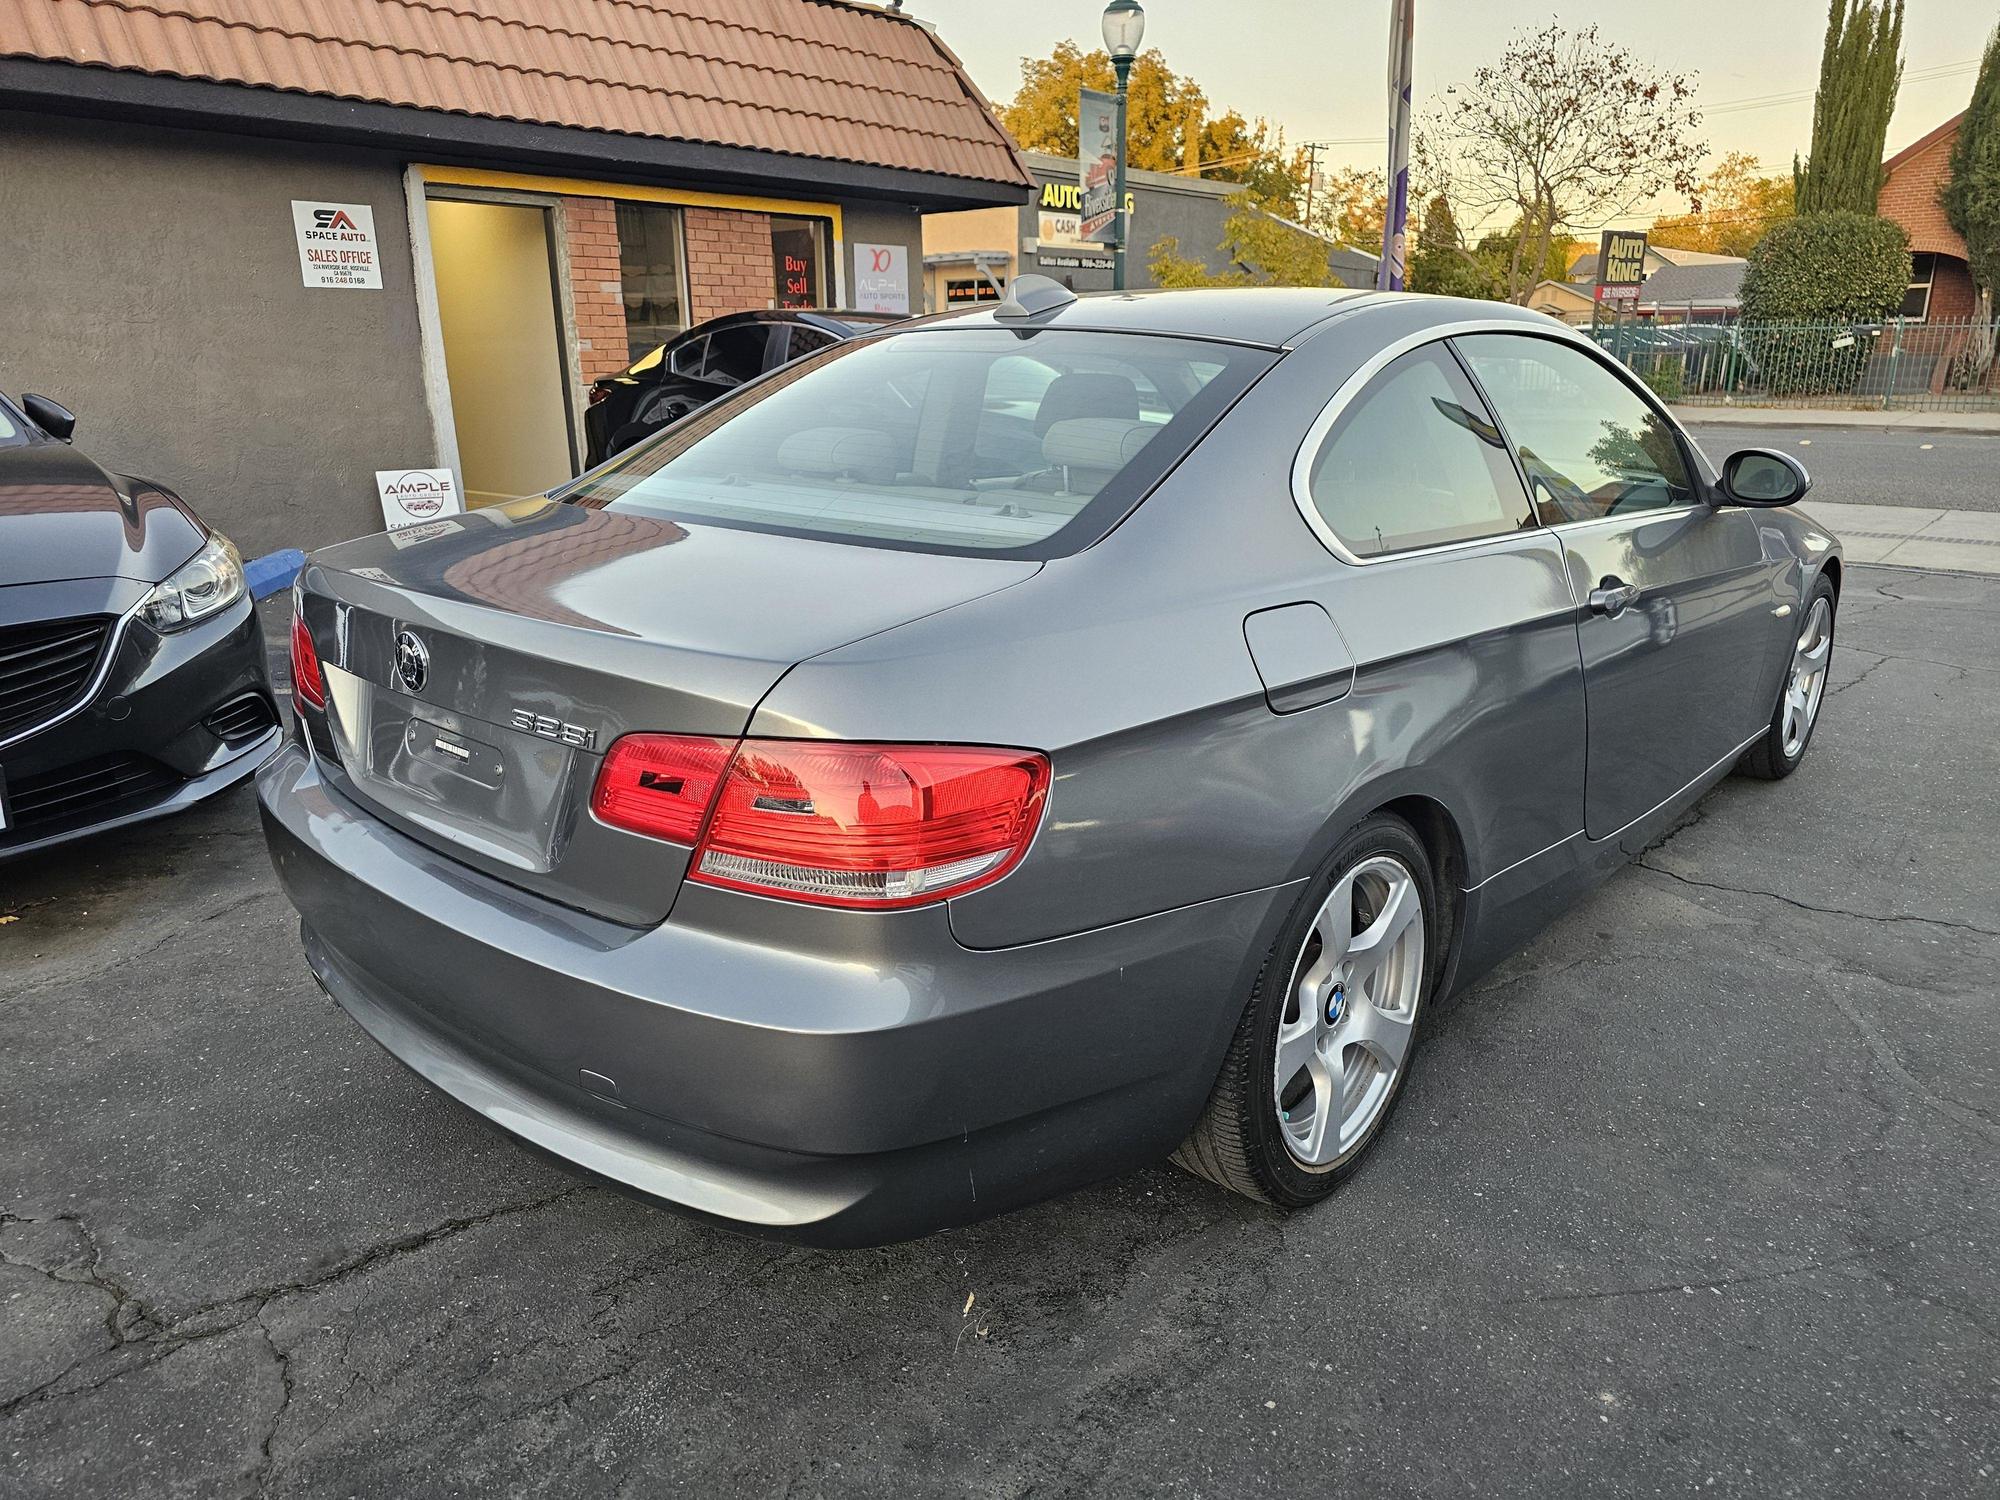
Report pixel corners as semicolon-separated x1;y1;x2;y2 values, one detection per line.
1079;88;1121;242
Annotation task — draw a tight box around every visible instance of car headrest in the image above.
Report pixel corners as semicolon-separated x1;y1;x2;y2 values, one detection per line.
1041;418;1158;476
1033;372;1140;435
775;426;900;484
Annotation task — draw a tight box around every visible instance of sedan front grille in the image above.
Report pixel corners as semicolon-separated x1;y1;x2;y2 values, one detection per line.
2;752;181;839
0;614;115;740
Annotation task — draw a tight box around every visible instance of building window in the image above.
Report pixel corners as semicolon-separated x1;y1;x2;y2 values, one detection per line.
617;202;686;362
771;215;832;308
946;278;1003;305
1899;252;1936;323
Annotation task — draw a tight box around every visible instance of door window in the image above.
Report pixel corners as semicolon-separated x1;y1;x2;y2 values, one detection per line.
1303;344;1534;558
1456;334;1695;525
701;325;770;387
771;216;831;308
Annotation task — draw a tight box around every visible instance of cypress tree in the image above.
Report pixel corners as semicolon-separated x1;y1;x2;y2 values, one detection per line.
1943;24;2000;302
1795;0;1906;214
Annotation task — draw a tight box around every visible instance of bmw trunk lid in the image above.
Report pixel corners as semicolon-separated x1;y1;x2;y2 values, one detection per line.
295;498;1037;925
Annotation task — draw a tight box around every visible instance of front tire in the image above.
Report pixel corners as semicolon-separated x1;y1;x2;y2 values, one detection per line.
1738;575;1835;781
1174;813;1440;1207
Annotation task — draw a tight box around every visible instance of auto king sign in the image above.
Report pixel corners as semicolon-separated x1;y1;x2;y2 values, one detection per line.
1594;229;1647;306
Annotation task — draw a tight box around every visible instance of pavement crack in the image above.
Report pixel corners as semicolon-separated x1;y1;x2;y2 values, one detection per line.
1635;861;2000;940
1824;653;1894;698
252;1312;296;1498
0;1186;585;1423
1514;1228;1950;1307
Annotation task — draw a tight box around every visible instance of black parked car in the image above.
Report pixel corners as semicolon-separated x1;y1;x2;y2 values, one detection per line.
0;390;279;862
584;309;900;464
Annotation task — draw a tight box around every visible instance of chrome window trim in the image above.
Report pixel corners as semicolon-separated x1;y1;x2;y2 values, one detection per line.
0;597;142;752
1290;318;1719;567
1290;318;1565;567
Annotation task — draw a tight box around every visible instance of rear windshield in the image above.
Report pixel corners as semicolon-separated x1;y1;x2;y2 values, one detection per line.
562;327;1273;557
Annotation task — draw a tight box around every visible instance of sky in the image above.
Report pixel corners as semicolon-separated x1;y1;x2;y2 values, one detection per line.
919;0;1991;229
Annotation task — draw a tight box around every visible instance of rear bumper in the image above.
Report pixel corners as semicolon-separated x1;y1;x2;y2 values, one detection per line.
258;743;1294;1244
1;594;278;861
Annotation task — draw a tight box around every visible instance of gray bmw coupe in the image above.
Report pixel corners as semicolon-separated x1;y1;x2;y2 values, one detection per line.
259;284;1841;1245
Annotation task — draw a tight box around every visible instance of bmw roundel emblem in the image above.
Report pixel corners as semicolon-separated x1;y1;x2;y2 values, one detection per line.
394;629;429;694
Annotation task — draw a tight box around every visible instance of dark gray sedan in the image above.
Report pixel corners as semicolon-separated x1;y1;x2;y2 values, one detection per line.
259;284;1841;1245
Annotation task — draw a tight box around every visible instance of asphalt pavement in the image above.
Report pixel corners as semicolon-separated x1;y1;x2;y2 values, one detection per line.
3;567;1997;1498
1682;420;2000;512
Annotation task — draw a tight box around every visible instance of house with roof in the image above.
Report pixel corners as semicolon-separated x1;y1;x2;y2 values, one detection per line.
1879;112;1978;324
0;0;1032;550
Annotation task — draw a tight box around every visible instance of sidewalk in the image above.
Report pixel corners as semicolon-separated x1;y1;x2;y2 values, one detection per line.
1800;498;2000;575
1674;404;2000;434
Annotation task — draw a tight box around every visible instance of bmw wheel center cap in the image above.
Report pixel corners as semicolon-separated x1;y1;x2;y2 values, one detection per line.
1325;983;1346;1025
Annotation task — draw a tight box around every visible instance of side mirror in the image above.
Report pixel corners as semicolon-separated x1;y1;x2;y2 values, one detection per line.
1719;447;1809;507
20;393;75;443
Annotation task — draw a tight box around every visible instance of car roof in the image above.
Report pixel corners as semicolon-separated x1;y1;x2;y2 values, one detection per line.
923;288;1561;349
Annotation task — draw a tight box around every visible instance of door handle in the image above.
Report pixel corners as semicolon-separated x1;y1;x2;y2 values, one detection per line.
1588;576;1642;617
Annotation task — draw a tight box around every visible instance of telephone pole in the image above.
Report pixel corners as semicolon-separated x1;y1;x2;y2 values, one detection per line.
1376;0;1415;291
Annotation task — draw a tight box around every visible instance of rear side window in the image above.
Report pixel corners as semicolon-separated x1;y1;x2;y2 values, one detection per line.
1456;333;1695;524
667;335;707;379
1304;344;1533;558
563;328;1273;557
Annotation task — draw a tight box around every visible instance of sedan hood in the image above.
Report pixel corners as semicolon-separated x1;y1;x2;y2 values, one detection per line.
0;441;205;587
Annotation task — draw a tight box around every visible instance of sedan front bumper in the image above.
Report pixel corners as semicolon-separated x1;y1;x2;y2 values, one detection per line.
1;590;279;861
258;742;1294;1245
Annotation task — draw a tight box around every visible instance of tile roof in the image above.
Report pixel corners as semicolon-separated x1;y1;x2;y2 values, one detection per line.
0;0;1032;188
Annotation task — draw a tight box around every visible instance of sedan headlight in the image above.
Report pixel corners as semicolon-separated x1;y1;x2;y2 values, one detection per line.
139;534;245;632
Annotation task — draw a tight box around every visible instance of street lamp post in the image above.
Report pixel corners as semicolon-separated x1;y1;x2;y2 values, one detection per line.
1101;0;1145;291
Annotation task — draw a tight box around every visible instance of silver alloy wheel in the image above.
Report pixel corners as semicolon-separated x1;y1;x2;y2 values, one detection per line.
1274;854;1426;1167
1780;596;1833;758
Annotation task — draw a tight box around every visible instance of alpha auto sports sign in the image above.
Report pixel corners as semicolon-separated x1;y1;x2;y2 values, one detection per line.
292;201;382;289
375;468;462;530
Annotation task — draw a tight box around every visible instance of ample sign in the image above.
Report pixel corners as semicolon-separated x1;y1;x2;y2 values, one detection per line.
851;242;909;314
1078;88;1121;242
292;201;382;289
375;468;463;531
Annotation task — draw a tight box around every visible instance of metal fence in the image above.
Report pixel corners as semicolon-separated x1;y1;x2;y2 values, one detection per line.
1586;316;2000;413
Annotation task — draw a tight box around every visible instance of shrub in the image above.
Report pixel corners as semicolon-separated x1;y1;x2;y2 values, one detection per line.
1740;211;1910;322
1642;358;1685;402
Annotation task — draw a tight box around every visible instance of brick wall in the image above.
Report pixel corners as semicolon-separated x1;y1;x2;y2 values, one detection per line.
685;206;774;321
562;196;629;380
1879;122;1967;261
1928;257;1977;321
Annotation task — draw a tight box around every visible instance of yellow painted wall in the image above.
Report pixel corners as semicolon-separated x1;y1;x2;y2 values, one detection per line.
426;199;577;507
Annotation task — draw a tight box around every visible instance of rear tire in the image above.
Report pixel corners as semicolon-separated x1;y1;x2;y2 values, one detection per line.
1173;813;1441;1207
1738;575;1836;781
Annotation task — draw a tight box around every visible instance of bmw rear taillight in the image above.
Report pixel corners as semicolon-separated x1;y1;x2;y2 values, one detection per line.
589;734;734;844
589;736;1049;910
290;607;325;710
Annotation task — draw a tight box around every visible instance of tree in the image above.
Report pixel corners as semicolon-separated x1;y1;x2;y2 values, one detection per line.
1794;0;1905;215
1422;24;1706;304
1650;152;1797;256
1304;167;1386;250
1943;24;2000;306
1147;195;1344;288
1408;194;1497;298
998;42;1306;210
